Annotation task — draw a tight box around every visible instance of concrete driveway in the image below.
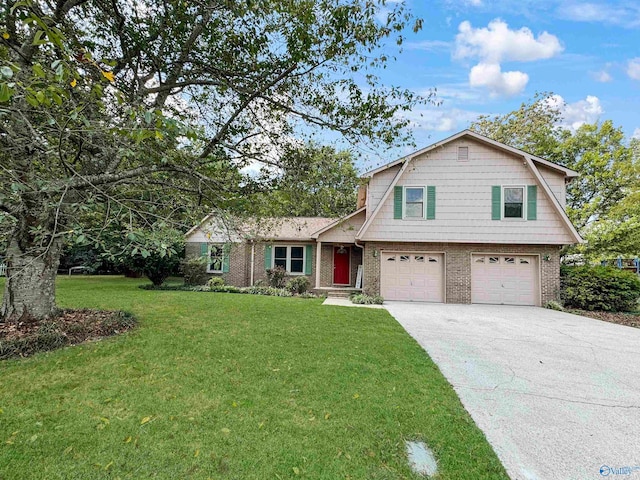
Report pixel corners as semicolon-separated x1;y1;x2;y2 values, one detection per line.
384;303;640;480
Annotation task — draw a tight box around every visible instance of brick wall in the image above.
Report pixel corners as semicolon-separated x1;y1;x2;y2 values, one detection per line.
363;242;561;305
185;242;249;286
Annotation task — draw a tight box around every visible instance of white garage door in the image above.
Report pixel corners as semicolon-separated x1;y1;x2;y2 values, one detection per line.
381;252;444;302
471;255;539;306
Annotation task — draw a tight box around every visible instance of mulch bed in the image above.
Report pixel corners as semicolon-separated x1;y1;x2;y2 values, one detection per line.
569;309;640;328
0;309;136;360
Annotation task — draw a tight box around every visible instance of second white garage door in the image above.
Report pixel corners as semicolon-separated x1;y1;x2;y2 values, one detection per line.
381;252;444;302
471;254;539;306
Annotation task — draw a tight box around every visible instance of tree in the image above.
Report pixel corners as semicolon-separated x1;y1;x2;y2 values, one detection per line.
0;0;431;321
470;93;638;257
252;143;361;217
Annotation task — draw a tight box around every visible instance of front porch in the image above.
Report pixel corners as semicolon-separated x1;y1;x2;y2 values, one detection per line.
314;242;363;290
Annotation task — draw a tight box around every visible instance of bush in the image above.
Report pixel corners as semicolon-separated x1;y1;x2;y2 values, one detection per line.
182;256;209;286
350;293;384;305
243;286;292;296
545;300;564;311
286;276;310;295
266;266;287;288
561;265;640;312
207;277;225;288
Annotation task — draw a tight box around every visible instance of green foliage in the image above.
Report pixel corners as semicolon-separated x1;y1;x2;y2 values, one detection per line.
206;277;226;288
123;227;184;286
561;265;640;312
350;293;384;305
286;276;310;295
544;300;565;311
182;257;208;286
266;266;288;288
248;143;361;217
1;0;431;321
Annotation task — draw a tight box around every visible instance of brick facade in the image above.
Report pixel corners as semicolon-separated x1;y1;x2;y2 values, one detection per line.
363;242;560;305
318;245;363;288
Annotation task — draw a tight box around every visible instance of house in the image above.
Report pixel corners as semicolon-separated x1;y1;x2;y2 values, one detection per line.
185;130;582;306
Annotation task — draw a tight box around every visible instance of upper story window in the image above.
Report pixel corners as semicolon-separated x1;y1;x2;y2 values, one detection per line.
503;187;524;219
457;146;469;162
273;246;305;274
404;187;425;218
208;244;225;273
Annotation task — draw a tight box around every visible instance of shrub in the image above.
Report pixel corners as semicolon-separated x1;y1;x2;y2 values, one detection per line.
545;300;564;311
350;293;384;305
266;266;287;288
207;277;225;288
182;256;209;286
286;276;310;295
561;265;640;312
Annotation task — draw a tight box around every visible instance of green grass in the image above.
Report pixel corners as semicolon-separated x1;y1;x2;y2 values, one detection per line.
0;276;507;479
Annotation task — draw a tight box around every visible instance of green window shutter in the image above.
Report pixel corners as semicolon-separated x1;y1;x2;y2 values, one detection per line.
491;186;502;220
264;245;272;269
393;186;403;219
527;185;537;220
222;244;231;273
200;242;208;257
305;244;313;275
426;186;436;220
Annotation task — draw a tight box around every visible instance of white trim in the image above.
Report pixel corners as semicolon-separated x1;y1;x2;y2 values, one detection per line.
272;244;307;275
501;185;527;221
402;186;427;220
470;252;541;307
362;130;578;178
523;155;583;243
333;245;351;286
206;244;225;274
311;207;366;239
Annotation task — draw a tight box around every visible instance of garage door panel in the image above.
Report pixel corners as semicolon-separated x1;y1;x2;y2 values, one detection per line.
381;252;444;302
471;255;538;306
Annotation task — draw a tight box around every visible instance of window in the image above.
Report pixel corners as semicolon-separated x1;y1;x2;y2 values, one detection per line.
504;187;524;218
519;258;530;264
273;246;305;274
504;257;515;264
400;255;410;262
404;187;424;218
415;255;425;262
489;257;499;264
475;257;485;263
387;256;396;261
208;244;225;273
428;257;438;263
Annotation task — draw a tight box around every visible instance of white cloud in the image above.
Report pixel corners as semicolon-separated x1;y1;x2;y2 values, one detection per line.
405;40;452;52
627;58;640;80
469;62;529;97
592;70;612;82
545;94;603;131
558;2;640;29
454;19;563;63
632;128;640;139
453;19;562;97
401;107;484;133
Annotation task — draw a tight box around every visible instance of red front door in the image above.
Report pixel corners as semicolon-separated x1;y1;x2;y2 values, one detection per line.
333;247;350;285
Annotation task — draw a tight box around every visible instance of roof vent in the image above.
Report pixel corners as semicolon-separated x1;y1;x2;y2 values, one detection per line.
457;146;469;162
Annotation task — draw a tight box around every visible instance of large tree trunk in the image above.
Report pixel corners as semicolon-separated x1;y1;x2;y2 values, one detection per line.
0;237;63;323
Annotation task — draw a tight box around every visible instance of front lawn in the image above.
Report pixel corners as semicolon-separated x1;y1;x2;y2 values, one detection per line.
0;276;507;479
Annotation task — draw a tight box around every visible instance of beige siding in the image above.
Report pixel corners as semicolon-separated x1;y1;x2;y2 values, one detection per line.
366;165;401;219
317;211;365;243
538;165;566;208
362;138;574;244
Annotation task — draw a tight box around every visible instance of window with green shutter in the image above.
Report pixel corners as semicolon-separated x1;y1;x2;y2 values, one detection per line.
491;186;502;220
426;186;436;220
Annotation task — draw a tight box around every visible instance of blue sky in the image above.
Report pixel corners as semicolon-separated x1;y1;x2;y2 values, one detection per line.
359;0;640;167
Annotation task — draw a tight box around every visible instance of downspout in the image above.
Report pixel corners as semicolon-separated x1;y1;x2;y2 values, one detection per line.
250;241;255;286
